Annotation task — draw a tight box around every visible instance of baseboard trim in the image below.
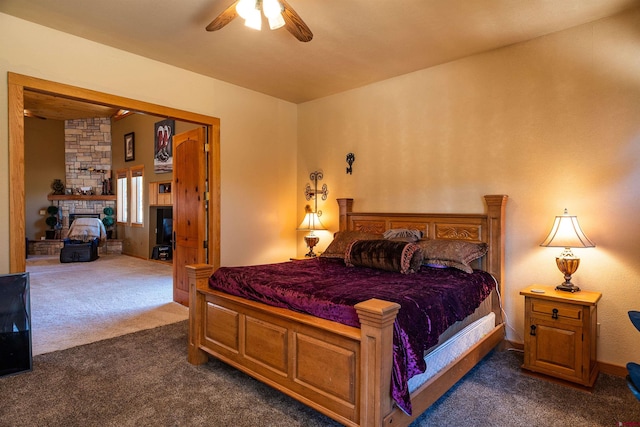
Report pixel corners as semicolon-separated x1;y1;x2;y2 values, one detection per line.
599;361;628;378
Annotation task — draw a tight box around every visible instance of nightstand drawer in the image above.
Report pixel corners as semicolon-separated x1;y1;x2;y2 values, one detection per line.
531;300;582;320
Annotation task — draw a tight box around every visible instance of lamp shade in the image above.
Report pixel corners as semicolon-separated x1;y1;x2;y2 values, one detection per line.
297;212;326;232
540;209;595;249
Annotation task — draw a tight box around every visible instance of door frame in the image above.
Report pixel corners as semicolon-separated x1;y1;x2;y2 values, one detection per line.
7;72;220;273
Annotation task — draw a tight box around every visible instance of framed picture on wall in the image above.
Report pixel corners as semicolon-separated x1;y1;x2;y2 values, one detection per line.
124;132;135;162
154;119;174;173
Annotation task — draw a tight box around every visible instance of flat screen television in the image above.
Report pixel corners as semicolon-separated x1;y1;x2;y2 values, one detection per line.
156;208;173;245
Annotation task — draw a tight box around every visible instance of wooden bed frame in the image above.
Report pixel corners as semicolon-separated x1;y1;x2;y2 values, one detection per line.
187;194;508;426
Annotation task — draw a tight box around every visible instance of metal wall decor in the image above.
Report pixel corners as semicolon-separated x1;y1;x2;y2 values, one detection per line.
346;153;355;174
304;170;328;215
154;119;174;173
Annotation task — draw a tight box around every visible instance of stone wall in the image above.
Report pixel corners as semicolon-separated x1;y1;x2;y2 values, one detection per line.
52;118;116;237
65;118;112;194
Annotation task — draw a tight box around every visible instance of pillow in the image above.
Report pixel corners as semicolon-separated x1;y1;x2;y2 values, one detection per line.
382;228;423;242
345;240;423;274
320;230;382;258
418;239;488;273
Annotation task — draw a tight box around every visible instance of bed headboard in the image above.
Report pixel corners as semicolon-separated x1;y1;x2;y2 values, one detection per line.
337;195;508;295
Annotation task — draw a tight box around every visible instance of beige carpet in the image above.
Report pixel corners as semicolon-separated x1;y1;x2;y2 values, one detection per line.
26;254;188;355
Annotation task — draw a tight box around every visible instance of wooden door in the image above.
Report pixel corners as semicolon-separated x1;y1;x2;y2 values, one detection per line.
173;127;207;306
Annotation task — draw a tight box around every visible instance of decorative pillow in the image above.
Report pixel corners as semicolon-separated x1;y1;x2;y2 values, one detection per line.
345;240;423;274
417;239;488;273
320;230;382;258
382;228;423;242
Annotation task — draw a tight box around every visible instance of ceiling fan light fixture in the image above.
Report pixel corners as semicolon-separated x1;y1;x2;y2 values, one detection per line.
206;0;312;42
236;0;258;20
263;0;285;29
244;8;262;30
262;0;281;16
267;14;285;30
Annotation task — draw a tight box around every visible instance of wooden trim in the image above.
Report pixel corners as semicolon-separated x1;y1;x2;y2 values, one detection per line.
207;121;221;272
7;72;221;272
598;361;628;378
8;79;25;273
47;195;117;201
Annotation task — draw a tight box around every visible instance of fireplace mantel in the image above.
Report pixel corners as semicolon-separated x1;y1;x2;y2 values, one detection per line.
47;194;117;201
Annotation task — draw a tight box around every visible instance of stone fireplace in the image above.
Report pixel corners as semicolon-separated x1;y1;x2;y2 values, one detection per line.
54;118;116;236
65;118;112;193
32;118;122;255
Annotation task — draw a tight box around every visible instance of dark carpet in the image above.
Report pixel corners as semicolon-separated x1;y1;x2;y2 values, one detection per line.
1;321;638;426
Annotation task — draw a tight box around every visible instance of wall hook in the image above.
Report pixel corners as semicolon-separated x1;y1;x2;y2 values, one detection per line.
346;153;355;174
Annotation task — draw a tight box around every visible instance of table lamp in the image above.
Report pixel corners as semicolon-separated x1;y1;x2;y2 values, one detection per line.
540;208;595;292
297;205;326;257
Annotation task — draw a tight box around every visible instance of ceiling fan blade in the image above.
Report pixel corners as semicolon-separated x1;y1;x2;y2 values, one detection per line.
280;0;313;42
206;1;240;32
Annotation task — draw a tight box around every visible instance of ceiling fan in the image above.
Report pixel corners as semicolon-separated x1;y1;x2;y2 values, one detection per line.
206;0;313;42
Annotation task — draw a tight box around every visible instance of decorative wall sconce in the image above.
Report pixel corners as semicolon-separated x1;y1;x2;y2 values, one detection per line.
346;153;355;174
304;171;328;214
299;170;329;257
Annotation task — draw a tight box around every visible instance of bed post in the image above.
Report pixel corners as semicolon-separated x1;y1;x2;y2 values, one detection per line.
337;198;354;232
187;264;214;365
355;298;401;427
483;195;508;300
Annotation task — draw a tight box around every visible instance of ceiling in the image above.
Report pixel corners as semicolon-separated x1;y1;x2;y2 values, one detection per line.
3;0;638;118
23;91;123;121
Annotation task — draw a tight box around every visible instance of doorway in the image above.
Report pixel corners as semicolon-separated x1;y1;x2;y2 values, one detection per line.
8;73;221;277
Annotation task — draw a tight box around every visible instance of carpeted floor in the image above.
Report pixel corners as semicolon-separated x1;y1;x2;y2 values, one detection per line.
26;254;188;355
1;321;638;427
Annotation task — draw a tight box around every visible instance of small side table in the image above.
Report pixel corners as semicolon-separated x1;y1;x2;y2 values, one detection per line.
520;285;601;387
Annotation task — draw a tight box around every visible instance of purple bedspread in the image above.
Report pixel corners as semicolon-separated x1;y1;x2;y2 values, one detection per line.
208;257;496;415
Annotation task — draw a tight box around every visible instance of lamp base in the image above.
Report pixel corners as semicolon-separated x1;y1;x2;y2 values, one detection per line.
555;256;581;292
555;282;580;293
304;235;320;258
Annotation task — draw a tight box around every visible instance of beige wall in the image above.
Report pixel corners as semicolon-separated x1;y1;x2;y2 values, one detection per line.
24;117;65;240
298;7;640;367
0;13;299;269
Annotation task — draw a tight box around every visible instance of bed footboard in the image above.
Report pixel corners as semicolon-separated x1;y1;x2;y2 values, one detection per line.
187;264;400;427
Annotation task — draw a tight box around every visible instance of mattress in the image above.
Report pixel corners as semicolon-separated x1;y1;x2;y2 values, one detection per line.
426;290;495;355
408;312;496;393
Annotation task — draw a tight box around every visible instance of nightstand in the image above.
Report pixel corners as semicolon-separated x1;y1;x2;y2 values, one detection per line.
520;285;601;387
